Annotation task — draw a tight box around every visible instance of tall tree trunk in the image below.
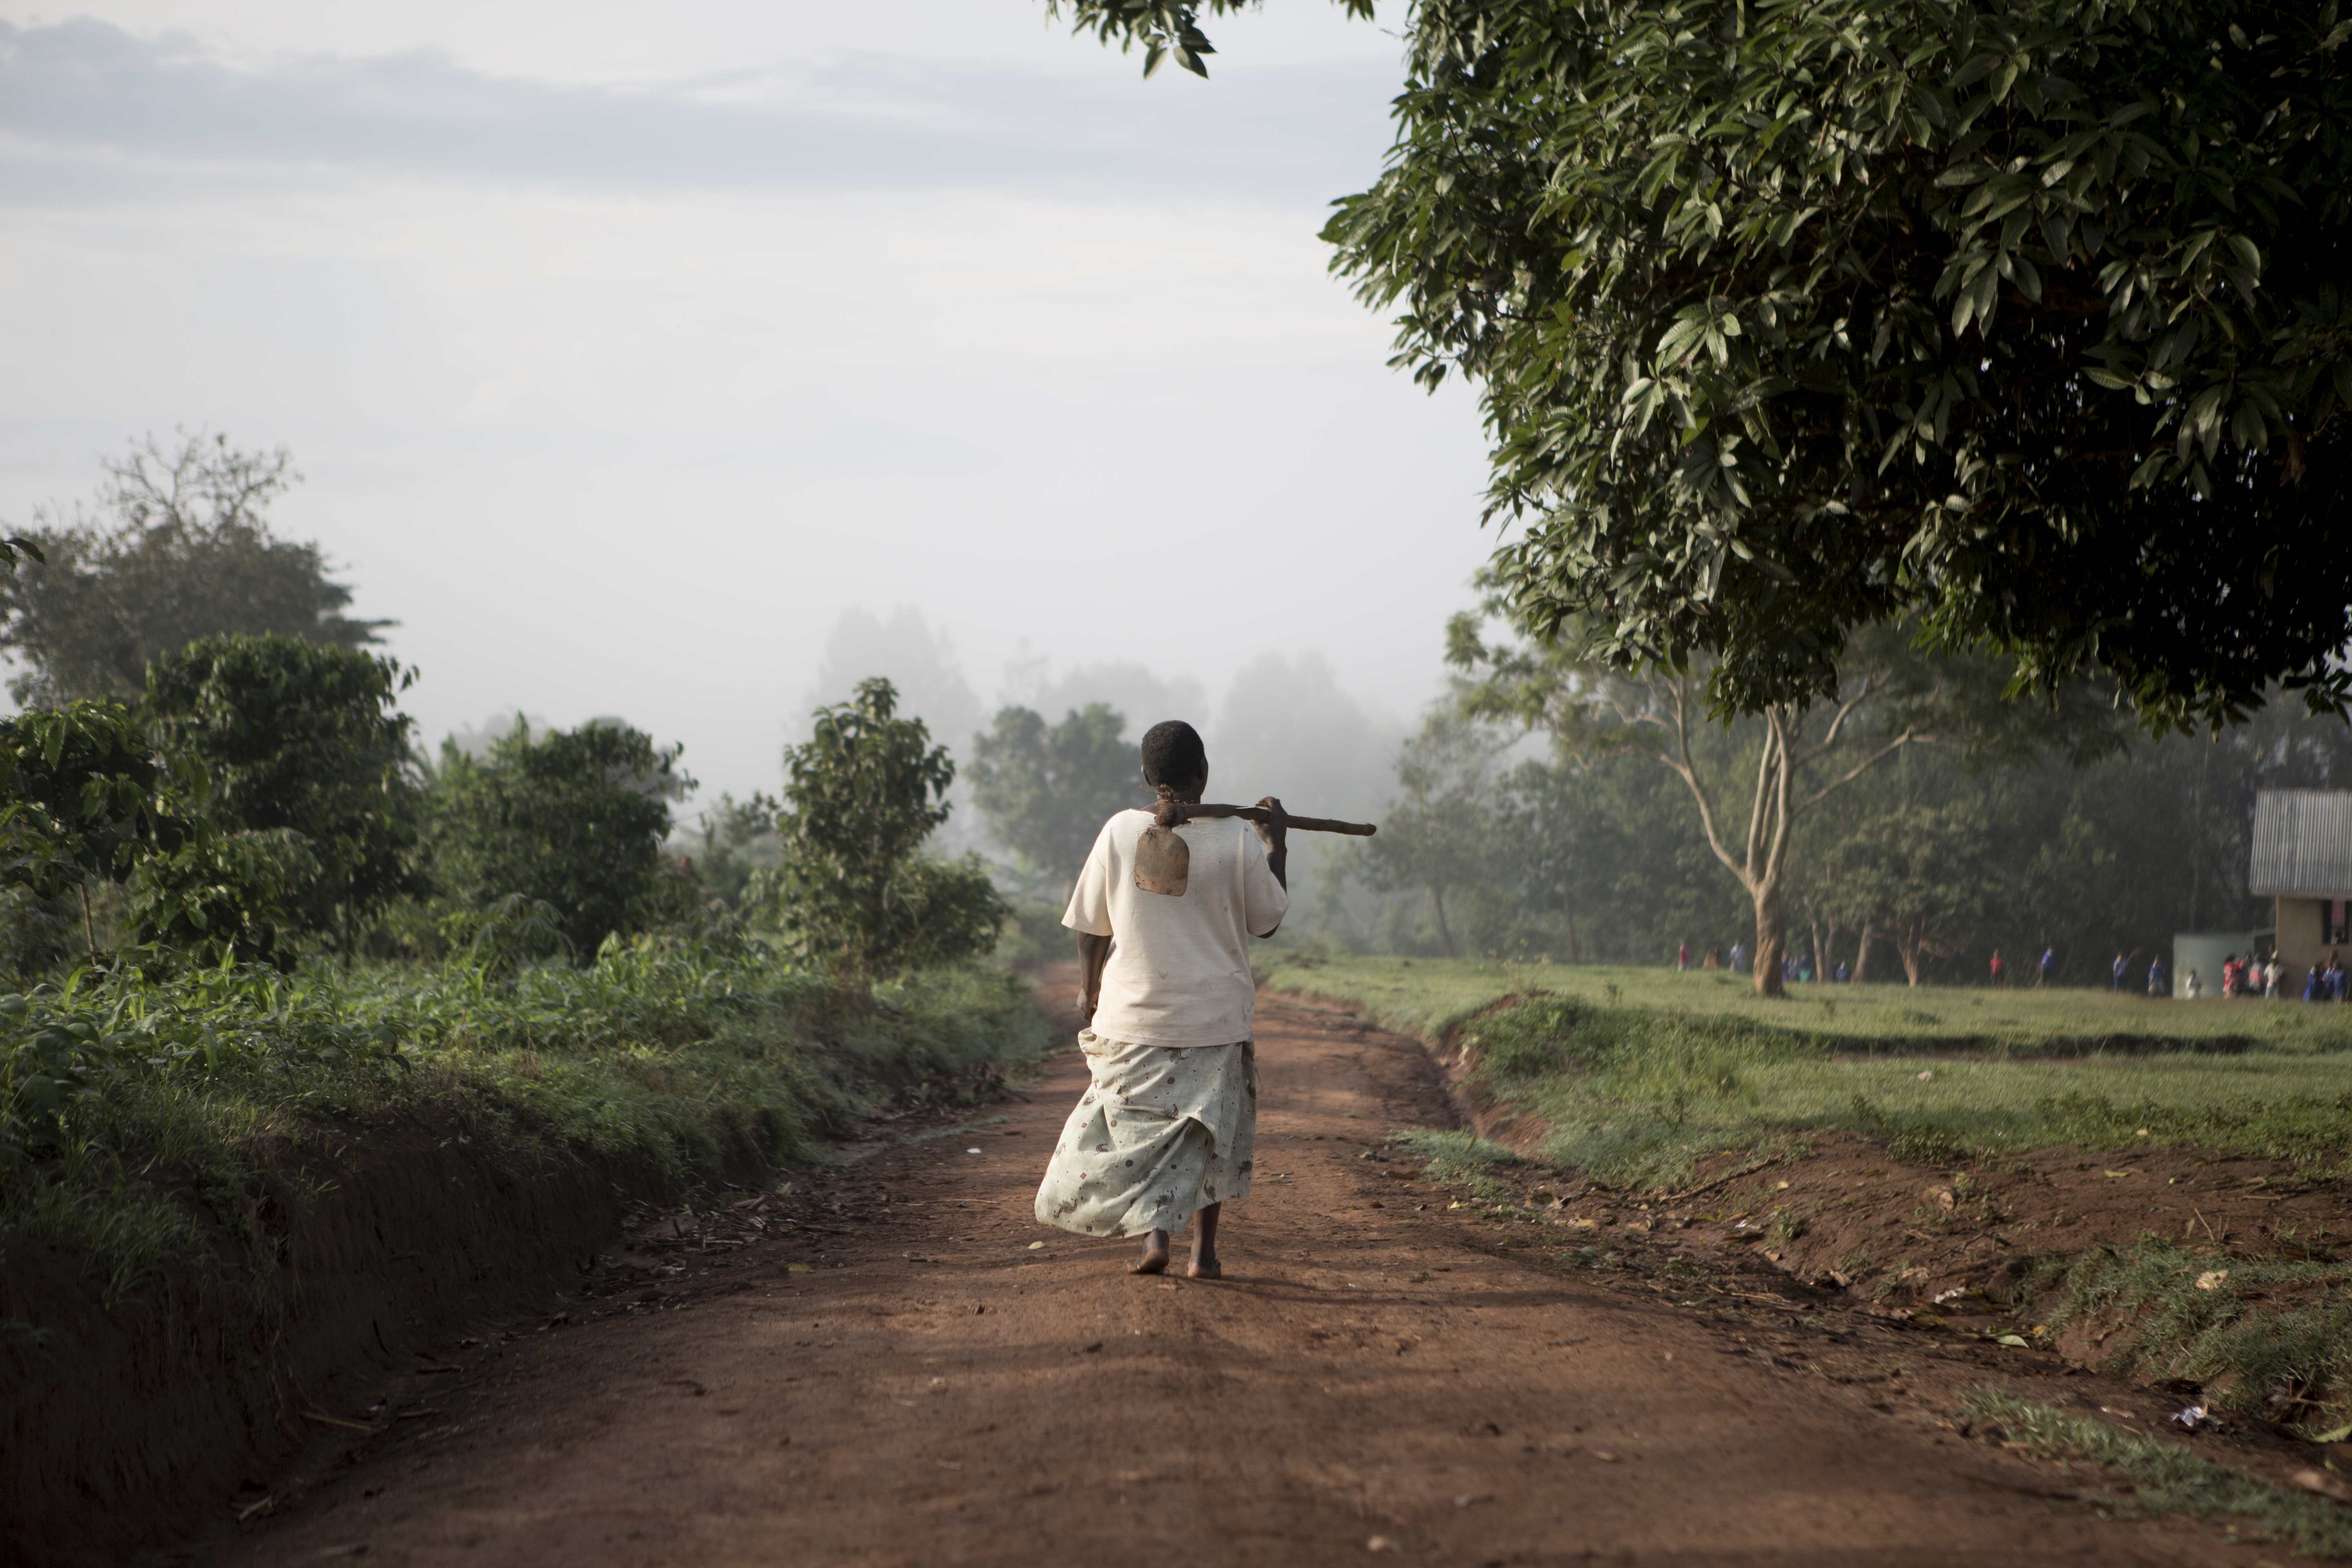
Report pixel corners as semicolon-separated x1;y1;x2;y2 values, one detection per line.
1809;913;1825;980
1430;885;1457;960
1824;918;1840;980
1562;907;1579;964
77;878;99;967
1752;877;1787;998
1897;925;1924;985
1853;921;1876;984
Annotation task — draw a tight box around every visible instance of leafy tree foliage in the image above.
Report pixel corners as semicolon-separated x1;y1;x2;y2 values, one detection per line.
1359;713;1516;959
1062;1;2352;729
144;635;423;951
969;703;1141;893
0;702;207;963
432;720;690;954
1363;677;2352;984
1;433;387;704
769;679;1005;978
1450;602;2117;991
128;827;315;971
685;792;783;911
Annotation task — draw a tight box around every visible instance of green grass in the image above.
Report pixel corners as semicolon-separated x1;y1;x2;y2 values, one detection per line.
1294;956;2352;1440
1958;1387;2352;1557
2036;1240;2352;1434
1265;956;2352;1187
1267;954;2352;1054
1;939;1047;1296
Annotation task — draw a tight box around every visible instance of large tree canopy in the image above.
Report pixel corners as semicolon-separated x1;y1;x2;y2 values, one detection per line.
969;702;1141;894
1054;0;2352;729
1;432;388;705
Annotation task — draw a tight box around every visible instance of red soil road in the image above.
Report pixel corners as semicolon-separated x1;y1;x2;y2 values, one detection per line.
201;971;2252;1568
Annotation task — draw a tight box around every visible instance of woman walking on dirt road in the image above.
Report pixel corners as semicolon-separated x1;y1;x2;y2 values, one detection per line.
1033;720;1289;1278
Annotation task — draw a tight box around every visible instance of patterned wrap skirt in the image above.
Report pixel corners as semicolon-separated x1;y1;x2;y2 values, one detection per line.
1033;1029;1256;1238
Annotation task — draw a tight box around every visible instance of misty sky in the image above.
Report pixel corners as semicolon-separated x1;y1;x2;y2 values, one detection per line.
0;1;1500;807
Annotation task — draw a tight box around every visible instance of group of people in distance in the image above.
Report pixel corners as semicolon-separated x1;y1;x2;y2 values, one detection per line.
1984;947;2060;987
2145;950;2352;1002
1675;940;1852;982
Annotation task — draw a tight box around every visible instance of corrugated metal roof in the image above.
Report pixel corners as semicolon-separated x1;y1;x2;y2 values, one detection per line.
2249;790;2352;895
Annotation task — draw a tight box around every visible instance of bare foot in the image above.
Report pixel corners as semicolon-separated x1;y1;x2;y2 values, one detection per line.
1130;1231;1170;1275
1185;1251;1221;1280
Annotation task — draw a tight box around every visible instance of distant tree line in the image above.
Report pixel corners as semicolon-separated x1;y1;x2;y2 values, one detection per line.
1357;648;2352;987
0;434;1004;980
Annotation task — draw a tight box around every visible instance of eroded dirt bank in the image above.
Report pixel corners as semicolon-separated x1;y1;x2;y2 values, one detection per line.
177;972;2281;1567
5;1114;664;1568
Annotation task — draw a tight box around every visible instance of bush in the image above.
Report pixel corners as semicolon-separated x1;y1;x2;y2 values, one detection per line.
431;719;689;953
143;633;423;951
768;679;1004;977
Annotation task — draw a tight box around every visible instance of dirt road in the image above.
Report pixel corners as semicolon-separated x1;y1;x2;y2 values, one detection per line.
200;973;2252;1567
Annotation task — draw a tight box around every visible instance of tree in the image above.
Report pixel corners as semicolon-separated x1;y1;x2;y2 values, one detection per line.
1817;784;2007;985
685;792;783;911
128;826;316;971
1058;1;2352;731
1450;606;2116;993
432;720;689;954
969;703;1140;895
143;635;423;953
1361;712;1518;959
1;432;388;704
768;679;1005;978
0;703;190;962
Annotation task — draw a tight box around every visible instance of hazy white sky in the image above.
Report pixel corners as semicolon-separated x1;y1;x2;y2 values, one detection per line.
0;1;1499;803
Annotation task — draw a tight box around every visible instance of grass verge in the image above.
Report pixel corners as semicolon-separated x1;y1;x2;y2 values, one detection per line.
3;938;1047;1298
1959;1387;2352;1557
1265;955;2352;1188
1267;953;2352;1054
1284;954;2352;1448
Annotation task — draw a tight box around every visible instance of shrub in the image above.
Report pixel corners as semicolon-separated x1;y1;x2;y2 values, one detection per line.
431;719;688;953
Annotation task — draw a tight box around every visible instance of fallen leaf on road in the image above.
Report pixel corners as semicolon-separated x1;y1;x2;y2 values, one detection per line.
1027;1241;1047;1250
1590;1451;1621;1463
2195;1270;2228;1291
1365;1537;1399;1553
1992;1334;2030;1348
2308;1421;2352;1445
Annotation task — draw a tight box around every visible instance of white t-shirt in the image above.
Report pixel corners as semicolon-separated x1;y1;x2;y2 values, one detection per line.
1062;809;1289;1048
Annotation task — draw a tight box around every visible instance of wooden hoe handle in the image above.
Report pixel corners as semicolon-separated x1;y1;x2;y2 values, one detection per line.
1170;802;1377;837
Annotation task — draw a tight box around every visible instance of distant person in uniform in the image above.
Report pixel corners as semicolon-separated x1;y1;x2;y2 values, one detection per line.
2307;965;2323;1002
2111;952;2127;991
2038;947;2056;987
2267;956;2284;998
1034;720;1288;1279
1677;940;1690;972
1989;949;2005;987
2147;957;2166;996
2185;968;2203;999
1729;941;1748;974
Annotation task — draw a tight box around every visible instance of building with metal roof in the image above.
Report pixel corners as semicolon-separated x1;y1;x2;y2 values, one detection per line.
2249;789;2352;976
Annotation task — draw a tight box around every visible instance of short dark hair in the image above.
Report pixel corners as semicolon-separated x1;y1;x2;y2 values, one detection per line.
1139;720;1207;791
